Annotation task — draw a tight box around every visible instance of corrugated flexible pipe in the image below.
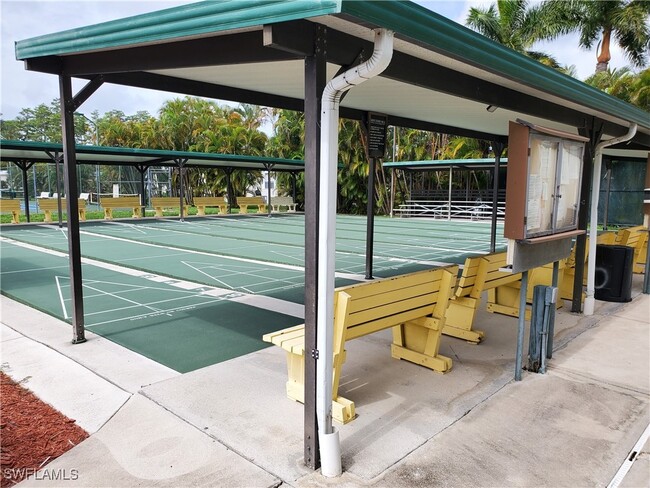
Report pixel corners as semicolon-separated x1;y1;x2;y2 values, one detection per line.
317;28;394;477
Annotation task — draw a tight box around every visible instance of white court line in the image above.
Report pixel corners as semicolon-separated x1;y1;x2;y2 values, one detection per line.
55;276;70;319
2;236;305;319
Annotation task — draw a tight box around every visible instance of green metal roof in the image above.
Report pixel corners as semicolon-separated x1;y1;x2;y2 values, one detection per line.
13;0;650;136
383;158;508;170
0;139;305;171
15;0;341;59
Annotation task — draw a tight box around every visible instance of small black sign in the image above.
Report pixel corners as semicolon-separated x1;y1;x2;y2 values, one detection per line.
367;112;388;158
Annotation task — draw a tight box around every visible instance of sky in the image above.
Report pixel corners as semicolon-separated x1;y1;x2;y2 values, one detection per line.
0;0;629;121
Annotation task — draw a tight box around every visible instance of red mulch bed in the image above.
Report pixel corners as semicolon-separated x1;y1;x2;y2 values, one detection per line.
1;372;88;487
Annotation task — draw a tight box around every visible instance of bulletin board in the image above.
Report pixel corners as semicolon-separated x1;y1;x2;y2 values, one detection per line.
505;120;588;272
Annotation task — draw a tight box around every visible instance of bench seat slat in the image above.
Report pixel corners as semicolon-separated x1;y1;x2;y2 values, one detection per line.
346;283;441;314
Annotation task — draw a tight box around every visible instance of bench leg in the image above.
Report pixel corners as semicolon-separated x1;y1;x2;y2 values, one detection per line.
218;205;228;214
487;286;521;318
392;320;452;373
197;206;206;216
442;297;484;343
154;207;163;218
43;210;52;223
78;209;86;222
11;211;19;224
133;207;142;218
104;208;113;220
282;349;355;424
258;205;266;214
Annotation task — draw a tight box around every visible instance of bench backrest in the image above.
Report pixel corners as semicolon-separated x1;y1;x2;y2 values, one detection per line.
455;252;521;299
194;196;226;206
38;198;86;210
618;225;646;248
333;265;458;345
271;196;294;205
151;197;185;207
0;199;21;211
236;196;265;206
101;196;141;208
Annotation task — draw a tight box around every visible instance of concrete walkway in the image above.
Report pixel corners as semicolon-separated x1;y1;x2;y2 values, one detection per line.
1;275;648;487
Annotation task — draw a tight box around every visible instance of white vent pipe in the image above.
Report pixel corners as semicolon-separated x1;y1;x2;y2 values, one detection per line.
584;123;637;315
316;28;394;477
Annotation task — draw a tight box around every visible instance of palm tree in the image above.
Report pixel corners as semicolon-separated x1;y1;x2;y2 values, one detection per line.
585;67;650;110
545;0;650;73
466;0;566;67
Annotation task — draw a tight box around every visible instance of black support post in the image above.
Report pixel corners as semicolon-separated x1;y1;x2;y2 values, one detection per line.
176;159;187;221
291;171;297;205
136;165;147;212
264;163;274;216
303;24;326;471
225;167;234;213
365;157;376;279
490;142;505;253
59;75;86;344
15;162;33;222
572;123;602;312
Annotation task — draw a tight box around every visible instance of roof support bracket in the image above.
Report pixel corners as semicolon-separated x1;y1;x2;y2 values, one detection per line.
71;75;104;112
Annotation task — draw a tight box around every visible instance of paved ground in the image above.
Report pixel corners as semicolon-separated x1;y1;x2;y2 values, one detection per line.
1;276;648;487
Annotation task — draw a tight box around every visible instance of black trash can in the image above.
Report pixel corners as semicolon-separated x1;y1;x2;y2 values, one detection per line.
595;244;634;302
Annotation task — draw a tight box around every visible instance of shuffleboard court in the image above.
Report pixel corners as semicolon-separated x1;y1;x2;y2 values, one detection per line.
0;239;303;373
0;215;505;372
0;225;360;303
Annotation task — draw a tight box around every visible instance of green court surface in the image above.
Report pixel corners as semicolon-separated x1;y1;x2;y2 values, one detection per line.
0;240;302;373
0;215;506;372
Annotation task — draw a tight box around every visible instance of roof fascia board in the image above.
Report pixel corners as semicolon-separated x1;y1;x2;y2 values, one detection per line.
16;0;343;60
338;2;650;130
56;31;300;77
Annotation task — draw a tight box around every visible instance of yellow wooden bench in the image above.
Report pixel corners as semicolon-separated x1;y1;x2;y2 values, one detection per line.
100;196;143;219
263;265;458;424
443;253;522;343
616;225;648;274
234;196;267;214
270;196;297;213
37;198;87;222
443;252;566;343
193;196;228;216
150;197;189;218
0;199;21;224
